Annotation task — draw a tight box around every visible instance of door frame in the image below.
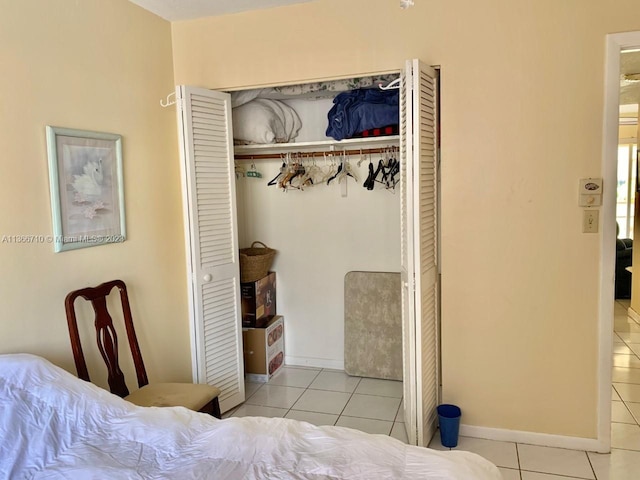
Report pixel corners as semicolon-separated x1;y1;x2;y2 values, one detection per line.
599;30;640;453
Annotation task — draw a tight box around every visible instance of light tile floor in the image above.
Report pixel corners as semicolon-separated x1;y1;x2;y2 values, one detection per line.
225;299;640;479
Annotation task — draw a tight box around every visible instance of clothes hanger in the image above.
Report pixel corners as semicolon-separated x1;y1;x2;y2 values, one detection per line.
326;162;342;185
299;154;319;188
320;153;338;184
363;161;377;190
246;162;262;178
267;155;287;186
337;154;358;184
234;162;245;179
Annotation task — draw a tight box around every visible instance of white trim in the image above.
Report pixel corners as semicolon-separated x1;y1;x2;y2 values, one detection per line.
600;30;640;454
628;306;640;324
175;86;200;383
285;355;344;371
459;425;606;453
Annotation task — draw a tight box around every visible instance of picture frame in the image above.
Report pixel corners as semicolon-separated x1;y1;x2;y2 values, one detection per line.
46;126;126;252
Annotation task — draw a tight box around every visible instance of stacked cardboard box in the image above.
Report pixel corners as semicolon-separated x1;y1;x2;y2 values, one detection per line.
240;271;276;328
242;315;284;383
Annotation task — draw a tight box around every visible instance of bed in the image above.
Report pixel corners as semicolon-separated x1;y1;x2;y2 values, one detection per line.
0;354;501;479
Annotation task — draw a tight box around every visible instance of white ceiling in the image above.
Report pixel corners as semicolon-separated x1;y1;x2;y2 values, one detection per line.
128;0;315;21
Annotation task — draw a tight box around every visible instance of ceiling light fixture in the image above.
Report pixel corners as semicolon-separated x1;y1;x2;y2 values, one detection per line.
400;0;414;9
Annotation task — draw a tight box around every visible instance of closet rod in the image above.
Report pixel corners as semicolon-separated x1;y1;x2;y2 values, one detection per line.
234;146;396;161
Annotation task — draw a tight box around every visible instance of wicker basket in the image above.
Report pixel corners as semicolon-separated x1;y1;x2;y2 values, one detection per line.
239;241;277;283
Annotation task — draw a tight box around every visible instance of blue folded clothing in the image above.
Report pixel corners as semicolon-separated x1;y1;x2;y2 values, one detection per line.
326;88;399;141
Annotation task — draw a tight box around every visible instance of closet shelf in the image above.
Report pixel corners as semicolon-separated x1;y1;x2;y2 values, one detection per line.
234;135;399;160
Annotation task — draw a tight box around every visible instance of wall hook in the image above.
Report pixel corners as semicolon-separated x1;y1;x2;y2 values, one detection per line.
160;92;176;108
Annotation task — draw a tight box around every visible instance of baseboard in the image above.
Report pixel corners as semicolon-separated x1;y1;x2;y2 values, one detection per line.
285;355;344;371
459;424;607;453
628;306;640;324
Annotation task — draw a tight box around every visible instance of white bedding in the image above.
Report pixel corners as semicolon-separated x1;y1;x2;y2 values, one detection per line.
232;98;302;144
0;354;502;479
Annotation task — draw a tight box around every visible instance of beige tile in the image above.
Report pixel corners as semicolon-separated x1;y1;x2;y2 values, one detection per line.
231;404;288;418
428;430;451;451
498;467;521;480
395;399;405;422
614;316;640;332
221;406;238;419
266;367;320;388
291;389;352;414
611;423;640;450
390;422;408;443
614;344;634;355
613;387;622;401
309;370;361;393
628;343;640;356
612;367;640;385
615;319;639;333
455;436;519;469
615;300;630;314
626;402;640;423
613;354;640;369
342;393;401;421
588;448;640;480
612;401;637;424
245;384;305;409
517;444;594;479
614;383;640;402
355;378;403;398
244;381;262;399
335;416;393;435
284;410;338;426
521;472;588;479
617;332;640;343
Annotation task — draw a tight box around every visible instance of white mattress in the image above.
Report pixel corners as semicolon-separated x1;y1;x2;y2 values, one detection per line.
0;354;502;479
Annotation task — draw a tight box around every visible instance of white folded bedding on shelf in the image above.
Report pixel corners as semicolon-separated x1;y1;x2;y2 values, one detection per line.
232;98;302;145
0;354;501;480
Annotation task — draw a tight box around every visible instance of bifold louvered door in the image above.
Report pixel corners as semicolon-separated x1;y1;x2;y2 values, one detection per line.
401;60;439;447
176;85;245;413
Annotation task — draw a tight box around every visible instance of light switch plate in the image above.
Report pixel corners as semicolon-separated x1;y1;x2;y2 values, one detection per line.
583;209;599;233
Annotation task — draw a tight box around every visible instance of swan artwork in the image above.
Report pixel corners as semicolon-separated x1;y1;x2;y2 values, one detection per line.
72;159;104;197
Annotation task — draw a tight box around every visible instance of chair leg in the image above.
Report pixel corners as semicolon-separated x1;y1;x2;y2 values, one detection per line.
212;397;221;419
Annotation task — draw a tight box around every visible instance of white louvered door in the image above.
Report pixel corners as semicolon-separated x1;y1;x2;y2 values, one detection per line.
176;85;245;413
401;60;439;447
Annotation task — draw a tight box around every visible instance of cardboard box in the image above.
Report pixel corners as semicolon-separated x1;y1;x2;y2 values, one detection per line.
243;315;284;383
241;271;276;328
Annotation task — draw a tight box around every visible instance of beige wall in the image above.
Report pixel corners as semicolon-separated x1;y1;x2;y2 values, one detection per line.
0;0;191;386
172;0;640;438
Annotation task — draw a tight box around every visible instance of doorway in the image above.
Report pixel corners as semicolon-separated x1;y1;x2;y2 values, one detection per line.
601;31;640;453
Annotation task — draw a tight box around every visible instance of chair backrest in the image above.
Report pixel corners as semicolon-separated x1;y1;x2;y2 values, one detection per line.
64;279;148;397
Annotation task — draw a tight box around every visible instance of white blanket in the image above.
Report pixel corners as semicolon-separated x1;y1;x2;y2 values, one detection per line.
0;354;501;479
232;98;302;144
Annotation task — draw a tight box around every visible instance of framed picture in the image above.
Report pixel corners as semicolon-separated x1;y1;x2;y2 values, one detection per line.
46;126;126;252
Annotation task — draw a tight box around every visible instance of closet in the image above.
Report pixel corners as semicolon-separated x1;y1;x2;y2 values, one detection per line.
175;59;438;447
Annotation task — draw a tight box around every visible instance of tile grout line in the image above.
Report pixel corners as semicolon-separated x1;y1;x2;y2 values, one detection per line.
281;367;322;421
334;375;364;429
585;445;598;480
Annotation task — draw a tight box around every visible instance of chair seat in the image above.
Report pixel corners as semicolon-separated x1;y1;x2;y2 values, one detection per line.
125;383;221;411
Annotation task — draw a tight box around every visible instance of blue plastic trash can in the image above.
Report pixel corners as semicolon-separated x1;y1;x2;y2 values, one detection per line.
437;404;461;448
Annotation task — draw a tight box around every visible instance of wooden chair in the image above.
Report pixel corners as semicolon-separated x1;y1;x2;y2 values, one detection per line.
64;279;221;418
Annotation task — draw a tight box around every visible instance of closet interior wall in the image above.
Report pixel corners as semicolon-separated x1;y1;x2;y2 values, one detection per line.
235;156;400;369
